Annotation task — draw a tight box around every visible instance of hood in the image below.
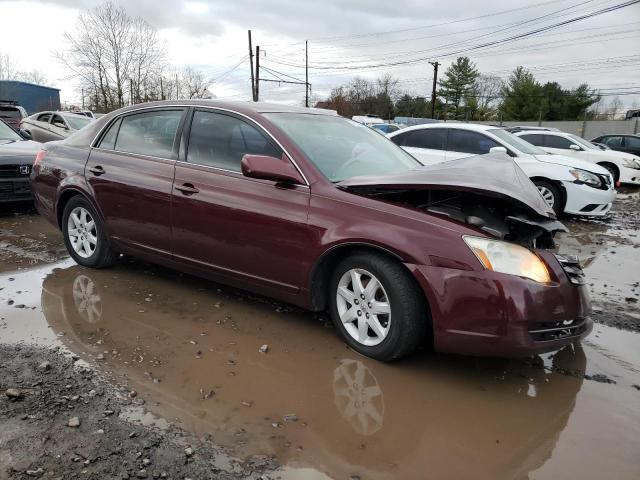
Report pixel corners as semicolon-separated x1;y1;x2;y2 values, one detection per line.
534;153;610;175
0;139;43;165
338;154;555;218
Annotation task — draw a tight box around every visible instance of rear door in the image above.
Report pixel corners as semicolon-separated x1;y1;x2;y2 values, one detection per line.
445;129;500;160
28;113;54;142
87;108;186;257
391;128;447;165
171;108;312;292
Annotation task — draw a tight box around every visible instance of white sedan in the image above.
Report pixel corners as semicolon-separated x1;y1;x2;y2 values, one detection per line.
388;123;616;217
513;130;640;186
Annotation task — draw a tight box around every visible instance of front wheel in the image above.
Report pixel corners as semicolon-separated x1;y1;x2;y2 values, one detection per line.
534;179;562;214
328;252;429;361
62;196;118;268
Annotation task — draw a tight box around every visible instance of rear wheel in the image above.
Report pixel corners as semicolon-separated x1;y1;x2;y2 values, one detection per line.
328;251;428;361
534;179;562;213
62;196;117;268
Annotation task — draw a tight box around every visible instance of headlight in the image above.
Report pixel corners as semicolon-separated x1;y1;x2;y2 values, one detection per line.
570;168;601;188
622;158;640;169
463;236;551;283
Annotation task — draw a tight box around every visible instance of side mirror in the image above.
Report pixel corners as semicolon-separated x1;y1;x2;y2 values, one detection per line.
489;146;508;154
569;144;581;151
18;129;32;140
241;154;305;185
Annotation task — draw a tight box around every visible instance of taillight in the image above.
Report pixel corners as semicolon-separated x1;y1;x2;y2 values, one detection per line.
34;149;46;168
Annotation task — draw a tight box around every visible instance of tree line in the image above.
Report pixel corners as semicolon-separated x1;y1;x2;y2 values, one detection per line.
318;56;612;122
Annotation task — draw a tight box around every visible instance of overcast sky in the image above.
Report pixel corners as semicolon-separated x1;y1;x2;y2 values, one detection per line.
1;0;639;110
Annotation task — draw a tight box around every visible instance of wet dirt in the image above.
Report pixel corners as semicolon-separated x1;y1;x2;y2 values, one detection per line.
1;188;640;480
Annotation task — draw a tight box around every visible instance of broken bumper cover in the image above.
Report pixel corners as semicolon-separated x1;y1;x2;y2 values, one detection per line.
407;250;592;357
620;165;640;185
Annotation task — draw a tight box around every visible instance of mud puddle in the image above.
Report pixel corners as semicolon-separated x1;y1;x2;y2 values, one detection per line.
2;261;639;480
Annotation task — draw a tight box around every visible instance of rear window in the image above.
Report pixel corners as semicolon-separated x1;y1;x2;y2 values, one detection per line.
114;109;183;158
0;107;21;119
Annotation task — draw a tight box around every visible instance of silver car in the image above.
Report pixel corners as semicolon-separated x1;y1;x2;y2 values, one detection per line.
21;111;93;143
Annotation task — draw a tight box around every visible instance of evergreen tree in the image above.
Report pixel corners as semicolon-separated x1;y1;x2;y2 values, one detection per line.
437;57;479;120
500;66;546;121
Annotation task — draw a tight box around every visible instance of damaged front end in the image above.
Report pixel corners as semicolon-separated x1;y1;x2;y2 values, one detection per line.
337;155;567;249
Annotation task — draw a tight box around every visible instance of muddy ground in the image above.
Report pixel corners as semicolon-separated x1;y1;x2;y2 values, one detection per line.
1;189;639;480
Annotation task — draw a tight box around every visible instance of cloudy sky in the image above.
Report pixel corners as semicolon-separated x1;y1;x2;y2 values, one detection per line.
1;0;639;110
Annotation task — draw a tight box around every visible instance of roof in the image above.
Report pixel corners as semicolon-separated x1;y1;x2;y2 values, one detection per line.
113;100;337;116
0;80;61;91
388;122;499;136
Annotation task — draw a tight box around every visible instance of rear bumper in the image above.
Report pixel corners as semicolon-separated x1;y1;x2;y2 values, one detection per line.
407;250;592;358
561;180;615;216
0;178;32;203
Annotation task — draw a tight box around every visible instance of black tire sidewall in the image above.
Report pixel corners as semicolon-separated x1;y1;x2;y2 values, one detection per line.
62;197;112;268
328;253;426;361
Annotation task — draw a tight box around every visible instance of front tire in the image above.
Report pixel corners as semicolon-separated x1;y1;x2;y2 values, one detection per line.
534;179;562;213
328;251;429;361
62;196;117;268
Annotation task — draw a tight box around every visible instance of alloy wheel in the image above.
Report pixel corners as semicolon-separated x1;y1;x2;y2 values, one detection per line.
537;185;555;208
72;274;102;324
336;268;391;346
67;206;98;259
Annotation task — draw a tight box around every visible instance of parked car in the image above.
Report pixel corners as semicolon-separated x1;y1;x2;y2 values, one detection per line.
0;119;42;202
0;100;28;130
590;134;640;158
506;126;560;133
30;100;592;361
388;124;616;216
591;142;611;151
20;111;93;142
371;123;401;134
352;114;385;126
514;130;640;186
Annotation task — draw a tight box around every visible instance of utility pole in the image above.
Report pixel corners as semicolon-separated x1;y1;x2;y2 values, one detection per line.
255;45;260;101
428;61;440;119
81;87;84;110
248;30;256;101
176;73;179;99
305;40;309;108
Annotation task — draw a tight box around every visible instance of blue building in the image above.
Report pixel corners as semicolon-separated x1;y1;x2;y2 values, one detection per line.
0;80;61;114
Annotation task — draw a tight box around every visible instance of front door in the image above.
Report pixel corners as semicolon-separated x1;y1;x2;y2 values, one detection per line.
171;108;312;292
86;108;185;257
445;129;500;161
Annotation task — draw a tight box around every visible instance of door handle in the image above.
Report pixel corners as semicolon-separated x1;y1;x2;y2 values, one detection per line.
89;165;105;176
175;183;199;195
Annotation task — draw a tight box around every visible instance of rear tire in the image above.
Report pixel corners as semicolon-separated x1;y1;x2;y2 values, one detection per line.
534;179;562;213
62;196;117;268
328;251;429;362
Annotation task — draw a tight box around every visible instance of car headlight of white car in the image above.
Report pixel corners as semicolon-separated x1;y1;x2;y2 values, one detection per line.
622;157;640;169
569;168;602;188
463;236;551;283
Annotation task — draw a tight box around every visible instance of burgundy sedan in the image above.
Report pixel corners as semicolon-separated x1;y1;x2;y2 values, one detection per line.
30;101;591;361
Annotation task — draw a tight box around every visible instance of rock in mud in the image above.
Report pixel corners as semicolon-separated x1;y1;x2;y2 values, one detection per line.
5;388;23;400
68;416;81;428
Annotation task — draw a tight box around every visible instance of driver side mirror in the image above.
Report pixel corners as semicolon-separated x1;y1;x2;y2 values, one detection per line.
241;154;305;185
489;146;508;154
569;144;581;151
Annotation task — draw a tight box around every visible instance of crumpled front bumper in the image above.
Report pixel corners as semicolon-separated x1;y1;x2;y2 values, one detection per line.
619;165;640;185
407;250;592;358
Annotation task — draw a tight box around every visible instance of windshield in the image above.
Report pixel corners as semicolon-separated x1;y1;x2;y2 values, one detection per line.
567;133;599;150
0;120;23;142
488;128;547;155
63;114;92;130
264;113;419;182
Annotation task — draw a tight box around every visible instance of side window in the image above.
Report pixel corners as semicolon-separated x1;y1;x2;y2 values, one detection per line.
625;136;640;148
544;135;573;149
98;118;122;150
405;129;447;150
37;113;52;123
603;136;622;148
448;130;498;154
115;109;183;158
187;110;281;172
51;115;66;129
519;134;544;147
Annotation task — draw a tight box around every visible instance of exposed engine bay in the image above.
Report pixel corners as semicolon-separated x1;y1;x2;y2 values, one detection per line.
344;186;568;249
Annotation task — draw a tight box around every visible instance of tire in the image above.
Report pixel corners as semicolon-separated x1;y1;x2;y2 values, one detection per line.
62;196;118;268
533;179;562;213
599;163;619;184
328;251;429;361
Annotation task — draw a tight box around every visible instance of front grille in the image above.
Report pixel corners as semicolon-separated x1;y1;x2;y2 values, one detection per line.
0;165;22;178
529;318;588;342
555;254;586;285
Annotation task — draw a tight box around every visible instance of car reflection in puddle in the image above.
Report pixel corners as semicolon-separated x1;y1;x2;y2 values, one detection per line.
40;262;587;480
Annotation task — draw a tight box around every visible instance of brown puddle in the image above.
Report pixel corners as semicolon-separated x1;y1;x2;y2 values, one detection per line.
1;260;639;480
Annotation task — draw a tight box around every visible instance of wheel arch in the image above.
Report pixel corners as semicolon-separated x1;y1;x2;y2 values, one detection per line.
596;161;620;183
530;176;567;212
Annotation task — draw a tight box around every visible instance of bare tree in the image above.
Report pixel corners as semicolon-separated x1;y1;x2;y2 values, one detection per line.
57;1;166;112
179;67;212;99
0;51;48;85
606;96;624;119
468;74;503;120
